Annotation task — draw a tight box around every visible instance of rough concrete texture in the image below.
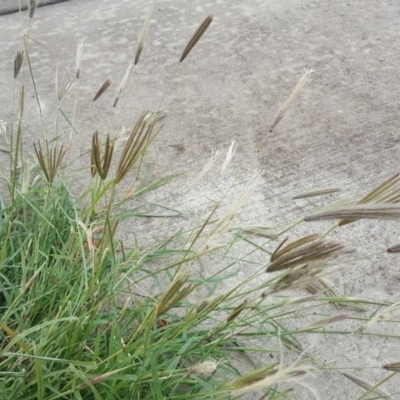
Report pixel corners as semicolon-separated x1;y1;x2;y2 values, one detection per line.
1;0;400;398
0;0;69;16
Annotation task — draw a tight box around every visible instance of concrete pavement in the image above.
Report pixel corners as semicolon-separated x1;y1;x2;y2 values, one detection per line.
1;0;400;398
0;0;69;16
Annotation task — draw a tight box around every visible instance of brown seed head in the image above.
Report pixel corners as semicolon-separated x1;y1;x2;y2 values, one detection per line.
226;300;248;323
304;203;400;223
382;362;400;372
305;173;400;225
267;236;344;273
34;140;68;184
14;51;24;79
179;15;213;63
156;274;197;317
91;132;114;180
264;263;326;295
292;187;340;200
93;79;112;102
29;0;37;19
115;111;158;184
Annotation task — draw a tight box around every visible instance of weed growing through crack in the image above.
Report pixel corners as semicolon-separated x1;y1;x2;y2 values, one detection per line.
1;3;400;400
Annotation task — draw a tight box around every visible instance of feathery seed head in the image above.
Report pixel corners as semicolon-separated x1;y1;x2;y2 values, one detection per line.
269;69;314;133
186;150;221;192
187;359;218;377
204;170;263;247
221;140;237;174
56;63;75;101
355;300;400;334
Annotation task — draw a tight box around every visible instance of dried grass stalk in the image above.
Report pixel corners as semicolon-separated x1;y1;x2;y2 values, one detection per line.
269;69;313;133
358;173;400;204
305;173;400;225
29;0;37;19
80;368;125;388
227;362;314;397
304;203;400;222
19;85;24;118
187;359;218;377
221;140;237;174
303;314;348;331
305;277;366;310
14;51;24;79
237;225;274;239
292;187;340;200
263;263;327;295
187;150;221;192
56;63;75;101
180;15;213;63
342;372;391;398
204;170;263;247
355;300;400;334
113;64;133;108
338;172;400;225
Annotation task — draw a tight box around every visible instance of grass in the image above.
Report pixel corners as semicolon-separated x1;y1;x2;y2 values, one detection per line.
1;2;400;399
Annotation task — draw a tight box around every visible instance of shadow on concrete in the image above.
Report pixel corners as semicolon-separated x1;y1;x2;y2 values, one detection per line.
0;0;70;16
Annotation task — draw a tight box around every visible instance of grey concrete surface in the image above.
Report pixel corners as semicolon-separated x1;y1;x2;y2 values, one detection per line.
0;0;69;16
1;0;400;398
